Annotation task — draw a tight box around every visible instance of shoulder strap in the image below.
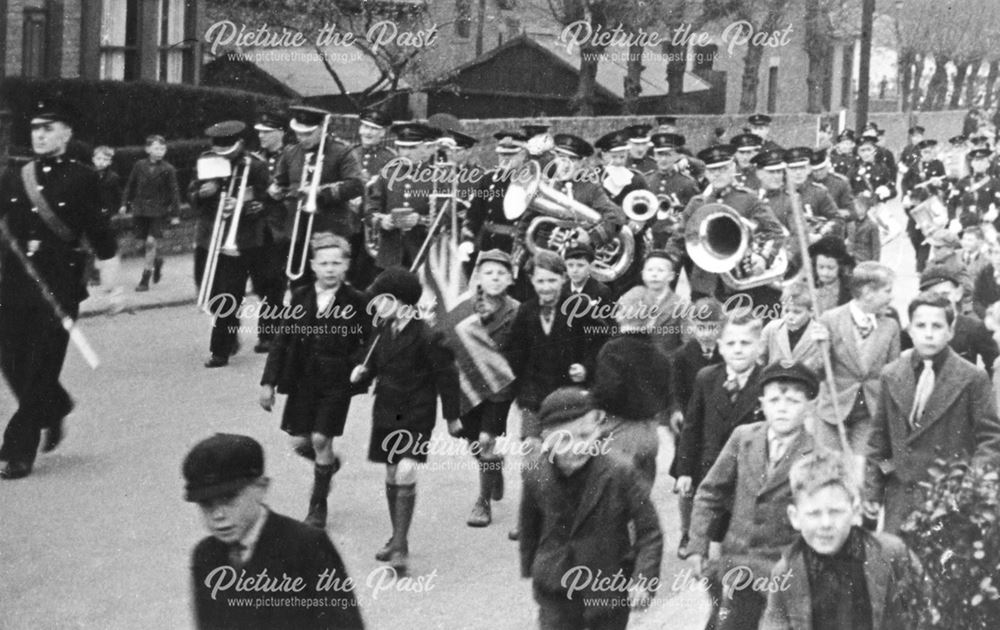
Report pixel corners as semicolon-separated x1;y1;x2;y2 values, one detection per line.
20;162;76;242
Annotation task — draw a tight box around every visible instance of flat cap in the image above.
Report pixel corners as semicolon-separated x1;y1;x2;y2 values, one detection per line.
289;105;331;133
538;387;597;429
182;433;264;502
553;133;594;159
924;227;961;248
369;266;423;306
475;248;513;271
919;264;962;290
748;113;772;126
563;241;595;262
697;144;735;168
759;360;819;399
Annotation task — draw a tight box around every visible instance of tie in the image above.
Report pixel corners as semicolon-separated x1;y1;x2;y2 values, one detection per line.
724;376;740;403
856;315;874;339
769;437;788;473
702;347;714;361
227;542;246;568
910;359;936;428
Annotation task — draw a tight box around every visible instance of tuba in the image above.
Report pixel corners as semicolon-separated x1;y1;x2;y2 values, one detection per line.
506;170;635;283
685;202;791;290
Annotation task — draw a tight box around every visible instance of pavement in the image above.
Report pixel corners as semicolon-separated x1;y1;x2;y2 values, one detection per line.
80;253;198;318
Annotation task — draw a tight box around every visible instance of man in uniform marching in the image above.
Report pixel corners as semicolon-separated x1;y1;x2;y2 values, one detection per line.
462;130;527;260
348;107;396;288
899;125;926;172
731;132;763;190
830;129;859;176
950;146;1000;230
272;105;364;286
624;123;656;175
809;149;855;221
785;146;843;239
192;121;276;368
595;129;650;206
901;138;946;272
646;132;700;250
0;99;121;479
748;113;783;153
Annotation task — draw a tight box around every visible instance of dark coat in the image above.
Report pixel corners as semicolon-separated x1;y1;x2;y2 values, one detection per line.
260;284;371;394
122;158;181;218
760;529;926;630
359;318;461;430
190;151;274;251
519;452;662;609
592;331;672;421
667;339;723;417
865;347;1000;532
191;511;364;630
364;161;436;269
689;422;818;580
505;296;589;411
274;139;364;240
674;363;764;485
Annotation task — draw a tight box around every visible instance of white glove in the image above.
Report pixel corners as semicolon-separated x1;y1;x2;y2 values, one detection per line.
875;185;890;200
458;241;475;262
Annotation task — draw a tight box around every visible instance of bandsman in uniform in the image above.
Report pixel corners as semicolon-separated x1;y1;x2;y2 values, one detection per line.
655;115;706;181
646;132;700;250
595;129;650;206
950;146;1000;230
901;138;946;272
365;122;440;270
943;134;972;185
669;144;786;307
251;111;292;353
751;149;798;254
192;121;277;368
830;129;859;176
0;99;121;480
898;125;925;173
748;113;783;153
348;107;396;289
624;123;657;175
809;149;855;219
731;132;763;190
461;130;527;259
272;105;364;286
785;146;843;239
860;125;896;175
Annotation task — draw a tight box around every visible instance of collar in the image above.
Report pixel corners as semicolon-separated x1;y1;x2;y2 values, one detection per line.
315;282;340;295
802;526;867;561
910;346;950;374
570;280;587;293
848;301;877;329
237;505;269;561
766;425;803;454
726;365;754;389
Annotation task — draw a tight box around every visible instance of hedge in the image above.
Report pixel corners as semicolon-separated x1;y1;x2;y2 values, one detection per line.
0;78;290;149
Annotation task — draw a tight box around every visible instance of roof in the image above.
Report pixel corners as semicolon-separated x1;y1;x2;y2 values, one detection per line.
236;45;411;97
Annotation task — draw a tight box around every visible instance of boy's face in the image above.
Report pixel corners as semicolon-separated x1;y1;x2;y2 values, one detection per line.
692;321;721;348
788;485;859;556
787;163;809;186
923;279;961;306
477;261;512;297
147;142;167;161
92;153;112;171
542;411;602;475
604;150;627;168
531;266;565;306
961;232;983;252
311;247;348;288
759;381;810;437
782;302;812;330
908;305;954;357
815;255;840;286
858;281;893;313
197;480;266;545
718;322;761;373
642;257;675;292
565;258;591;285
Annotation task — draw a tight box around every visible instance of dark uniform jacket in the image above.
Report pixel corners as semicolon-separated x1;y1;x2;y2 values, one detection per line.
261;283;371;394
95;168;123;216
365;160;436;269
190;151;274;251
191;510;364;630
626;153;657;175
349;143;396;237
849;161;897;202
519;452;662;609
950;173;1000;227
0;156;117;308
274;138;364;241
516;171;626;249
810;171;854;219
736;164;761;190
646;169;700;247
830;151;858;177
901;159;945;202
359;318;461;431
253;146;290;244
464;168;518;253
667;340;723;417
599;166;649;206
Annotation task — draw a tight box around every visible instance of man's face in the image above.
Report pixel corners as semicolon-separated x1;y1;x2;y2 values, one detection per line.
197;481;266;545
565;258;591;286
477;261;513;297
257;129;283;153
653;149;677;171
542;411;602;475
497;150;525;171
553;154;580;180
910;133;924;146
857;145;876;163
147;142;167;161
759;382;810;437
604;149;627;168
628;141;648;159
295;127;322;149
815;255;840;286
836;139;855;154
718;322;761;373
359;123;386;147
531;267;565;305
734;147;757;168
971;157;990;174
811;164;830;178
642;257;675;292
920;146;937;162
788;485;859;556
31;121;72;156
908;305;955;357
396;145;421;163
787;163;809;186
311;246;348;288
704;162;735;189
759;168;785;190
750;125;770;139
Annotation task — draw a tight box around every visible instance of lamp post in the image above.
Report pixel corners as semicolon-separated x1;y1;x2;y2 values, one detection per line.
895;0;905;113
856;0;876;130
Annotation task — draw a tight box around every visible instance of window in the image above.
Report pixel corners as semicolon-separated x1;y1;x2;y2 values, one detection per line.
22;9;47;78
158;0;194;83
100;0;139;80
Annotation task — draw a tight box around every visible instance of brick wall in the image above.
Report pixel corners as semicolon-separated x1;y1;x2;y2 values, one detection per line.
4;0;82;78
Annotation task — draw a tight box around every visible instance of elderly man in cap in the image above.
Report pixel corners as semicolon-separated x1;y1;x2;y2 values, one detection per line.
809;149;855;225
184;433;363;629
0;99;121;480
272;105;364;285
519;386;662;630
191;120;277;366
364;122;443;271
346;107;395;288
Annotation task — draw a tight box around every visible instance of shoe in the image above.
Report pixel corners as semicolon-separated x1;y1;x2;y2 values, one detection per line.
153;257;164;284
375;539;394;562
508;526;520;541
229;339;241;357
388;547;408;575
254;339;272;354
293;443;316;461
466;498;492;527
677;533;691;560
135;269;151;292
0;461;33;480
204;355;229;368
41;422;64;453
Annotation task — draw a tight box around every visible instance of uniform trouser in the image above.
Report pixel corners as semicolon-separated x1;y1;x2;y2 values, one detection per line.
907;216;930;273
253;240;288;342
196;246;270;356
347;231;378;291
0;292;76;465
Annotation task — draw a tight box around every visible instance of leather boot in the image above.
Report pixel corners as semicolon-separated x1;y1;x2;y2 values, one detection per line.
467;462;492;527
375;483;398;561
487;456;504;501
153;257;164;284
135;269;151;292
304;463;334;528
389;484;415;574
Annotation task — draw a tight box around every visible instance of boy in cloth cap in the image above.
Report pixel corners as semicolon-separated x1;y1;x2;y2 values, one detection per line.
688;361;823;630
184;433;363;630
519;387;663;630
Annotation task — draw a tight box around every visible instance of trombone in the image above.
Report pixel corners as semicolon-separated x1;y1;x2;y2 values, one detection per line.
286;114;332;280
197;155;251;310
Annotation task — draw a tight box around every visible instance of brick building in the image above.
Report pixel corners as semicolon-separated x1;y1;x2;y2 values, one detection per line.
0;0;203;83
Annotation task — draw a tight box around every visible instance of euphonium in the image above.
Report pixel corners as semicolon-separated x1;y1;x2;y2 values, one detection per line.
684;202;790;290
621;189;659;223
